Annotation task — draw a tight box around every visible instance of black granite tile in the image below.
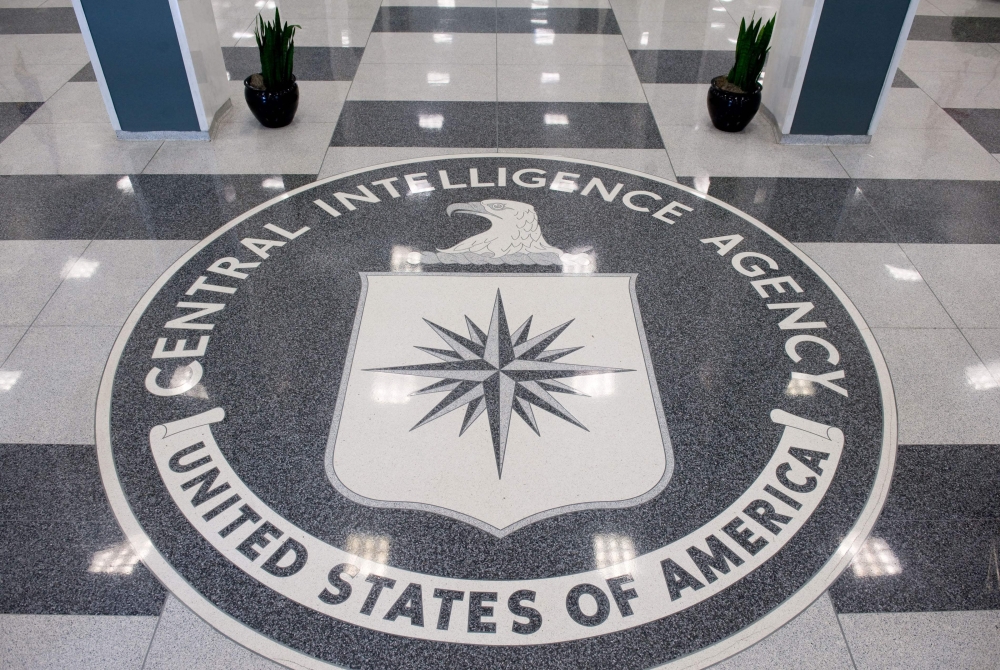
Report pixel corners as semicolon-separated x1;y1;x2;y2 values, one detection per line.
944;108;1000;153
891;69;918;88
0;444;167;616
909;15;1000;42
330;100;497;147
675;177;893;243
497;102;664;148
496;8;621;34
95;173;317;240
69;61;96;82
0;102;42;143
829;518;1000;613
0;175;123;240
0;7;80;34
856;178;1000;243
223;46;365;82
630;50;735;84
830;444;1000;613
878;444;1000;522
371;6;497;33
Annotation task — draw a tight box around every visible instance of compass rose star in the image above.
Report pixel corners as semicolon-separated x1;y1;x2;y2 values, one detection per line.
367;290;631;477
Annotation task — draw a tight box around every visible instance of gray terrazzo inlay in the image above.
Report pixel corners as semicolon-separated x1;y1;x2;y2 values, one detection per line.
35;240;195;328
143;596;283;670
829;442;1000;613
629;49;735;84
0;443;167;615
0;240;89;325
839;610;1000;669
875;443;1000;522
831;517;1000;613
908;15;1000;42
677;177;893;243
871;327;1000;444
962;327;1000;384
944;108;1000;152
0;325;119;444
496;7;621;34
68;62;96;82
891;69;918;88
372;6;499;32
95;174;317;241
0;102;42;143
856;179;1000;244
0;614;158;670
901;244;1000;328
497;102;664;147
222;46;365;81
0;7;79;34
0;326;25;364
710;594;854;670
795;243;954;329
331;100;498;147
0;175;124;241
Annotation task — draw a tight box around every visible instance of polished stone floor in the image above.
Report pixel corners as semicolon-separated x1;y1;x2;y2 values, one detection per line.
2;0;1000;668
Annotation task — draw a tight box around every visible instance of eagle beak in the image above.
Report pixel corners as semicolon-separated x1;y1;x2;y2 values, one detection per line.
446;202;492;218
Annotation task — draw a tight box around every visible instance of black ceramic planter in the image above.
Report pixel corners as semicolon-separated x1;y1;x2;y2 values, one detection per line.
707;76;762;133
244;75;299;128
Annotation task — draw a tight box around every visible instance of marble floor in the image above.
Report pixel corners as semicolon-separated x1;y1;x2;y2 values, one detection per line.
2;0;1000;668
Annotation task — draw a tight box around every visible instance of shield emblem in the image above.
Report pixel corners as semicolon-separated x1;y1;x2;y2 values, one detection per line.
326;272;673;536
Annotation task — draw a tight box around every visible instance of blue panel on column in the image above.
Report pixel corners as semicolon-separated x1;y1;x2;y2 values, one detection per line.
80;0;200;132
790;0;911;136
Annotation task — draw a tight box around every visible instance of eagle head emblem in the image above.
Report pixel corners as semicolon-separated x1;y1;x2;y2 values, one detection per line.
439;199;563;259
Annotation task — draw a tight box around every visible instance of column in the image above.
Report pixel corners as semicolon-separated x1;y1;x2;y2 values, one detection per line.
71;0;231;140
762;0;919;144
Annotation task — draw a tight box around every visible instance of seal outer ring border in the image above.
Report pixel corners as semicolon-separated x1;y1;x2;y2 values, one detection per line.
94;153;898;670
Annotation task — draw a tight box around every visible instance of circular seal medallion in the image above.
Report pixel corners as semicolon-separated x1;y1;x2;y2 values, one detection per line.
97;155;896;669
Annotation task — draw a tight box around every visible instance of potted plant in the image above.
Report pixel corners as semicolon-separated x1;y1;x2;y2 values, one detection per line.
244;8;301;128
707;13;776;133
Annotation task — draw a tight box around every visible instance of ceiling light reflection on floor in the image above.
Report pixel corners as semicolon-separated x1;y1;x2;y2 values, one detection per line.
345;534;390;565
884;264;922;282
0;371;21;392
433;33;453;43
965;364;999;390
62;258;100;279
594;534;636;569
261;176;285;190
541;72;560;83
419;114;444;130
88;541;142;575
371;375;416;404
391;245;423;272
116;175;133;194
851;537;901;577
785;377;815;396
544;113;569;125
427;72;450;85
534;29;555;45
341;30;351;46
569;372;615;396
640;32;649;46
